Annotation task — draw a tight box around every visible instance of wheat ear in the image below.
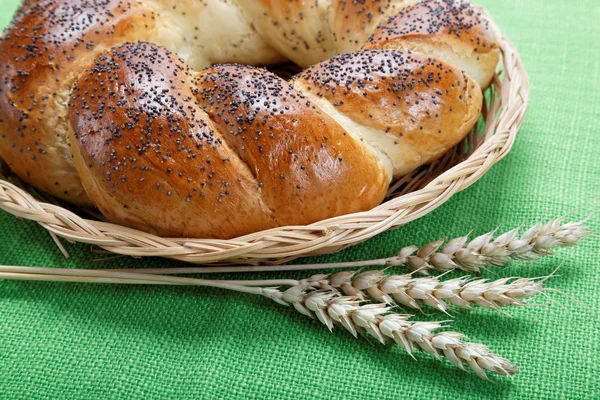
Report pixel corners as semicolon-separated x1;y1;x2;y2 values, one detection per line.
0;266;519;379
263;286;518;380
387;218;589;274
300;270;548;314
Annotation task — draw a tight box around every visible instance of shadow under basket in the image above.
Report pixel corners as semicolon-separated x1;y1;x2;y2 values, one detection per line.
0;29;530;266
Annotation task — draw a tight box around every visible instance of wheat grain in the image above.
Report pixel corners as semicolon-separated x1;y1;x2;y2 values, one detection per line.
389;218;589;273
308;270;547;313
263;286;518;380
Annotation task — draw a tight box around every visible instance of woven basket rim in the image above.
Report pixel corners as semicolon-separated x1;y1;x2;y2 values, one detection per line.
0;21;530;265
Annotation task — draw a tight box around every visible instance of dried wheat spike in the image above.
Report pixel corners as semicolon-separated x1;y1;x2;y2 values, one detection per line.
387;218;589;273
300;270;545;313
263;286;518;380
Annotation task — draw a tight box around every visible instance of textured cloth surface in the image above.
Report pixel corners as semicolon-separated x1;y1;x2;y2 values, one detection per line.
1;1;599;399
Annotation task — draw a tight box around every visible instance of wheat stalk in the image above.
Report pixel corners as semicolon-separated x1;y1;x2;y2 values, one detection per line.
300;270;548;314
263;286;518;380
103;218;590;275
0;265;520;379
0;265;547;315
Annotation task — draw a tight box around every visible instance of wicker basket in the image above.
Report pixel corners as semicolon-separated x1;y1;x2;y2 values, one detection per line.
0;20;529;265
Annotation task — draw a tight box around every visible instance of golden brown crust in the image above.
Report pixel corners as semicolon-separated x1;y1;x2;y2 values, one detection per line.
195;64;389;226
0;0;286;206
140;0;285;68
367;0;497;54
293;49;482;176
365;0;499;88
68;42;279;239
0;0;158;205
329;0;421;54
14;0;44;15
235;0;337;67
68;42;389;238
0;0;500;239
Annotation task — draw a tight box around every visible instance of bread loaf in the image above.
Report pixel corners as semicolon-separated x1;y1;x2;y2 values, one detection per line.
0;0;499;238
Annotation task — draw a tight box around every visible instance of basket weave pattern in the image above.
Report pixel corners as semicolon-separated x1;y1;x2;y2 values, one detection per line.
0;26;529;265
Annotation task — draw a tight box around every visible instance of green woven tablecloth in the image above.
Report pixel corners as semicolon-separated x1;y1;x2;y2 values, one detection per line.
1;1;599;398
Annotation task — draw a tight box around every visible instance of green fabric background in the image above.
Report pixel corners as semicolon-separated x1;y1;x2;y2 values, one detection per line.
1;1;599;398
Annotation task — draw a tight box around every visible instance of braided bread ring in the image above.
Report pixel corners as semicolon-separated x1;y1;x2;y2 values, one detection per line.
0;0;499;238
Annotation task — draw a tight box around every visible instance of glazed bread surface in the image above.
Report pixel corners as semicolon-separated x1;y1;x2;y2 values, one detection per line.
0;0;499;238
